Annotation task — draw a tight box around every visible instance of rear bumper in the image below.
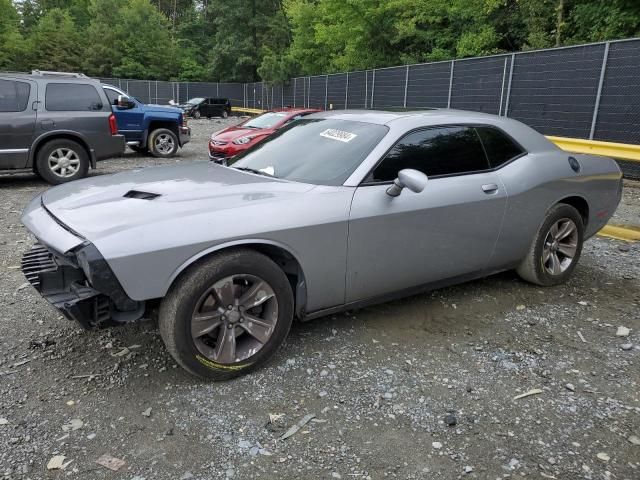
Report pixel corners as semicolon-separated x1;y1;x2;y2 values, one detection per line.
95;134;126;161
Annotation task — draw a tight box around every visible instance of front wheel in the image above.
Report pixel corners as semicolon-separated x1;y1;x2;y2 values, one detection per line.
148;128;179;158
159;249;294;380
516;203;584;286
193;110;201;119
221;110;229;119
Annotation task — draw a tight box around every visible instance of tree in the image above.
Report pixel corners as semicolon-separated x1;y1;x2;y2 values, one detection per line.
27;8;82;71
208;0;289;82
0;0;26;71
84;0;128;76
111;0;178;79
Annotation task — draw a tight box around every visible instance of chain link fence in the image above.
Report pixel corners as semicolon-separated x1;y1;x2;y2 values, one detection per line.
98;37;640;179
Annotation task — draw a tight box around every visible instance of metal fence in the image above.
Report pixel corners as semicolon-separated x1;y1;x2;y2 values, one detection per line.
100;37;640;178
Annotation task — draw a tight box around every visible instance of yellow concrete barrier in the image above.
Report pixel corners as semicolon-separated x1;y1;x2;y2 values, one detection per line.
231;107;266;115
597;225;640;242
547;136;640;163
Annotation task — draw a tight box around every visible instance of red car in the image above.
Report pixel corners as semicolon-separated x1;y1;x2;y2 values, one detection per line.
208;108;320;162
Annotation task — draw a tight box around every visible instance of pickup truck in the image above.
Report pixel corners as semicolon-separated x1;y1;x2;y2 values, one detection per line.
102;84;190;157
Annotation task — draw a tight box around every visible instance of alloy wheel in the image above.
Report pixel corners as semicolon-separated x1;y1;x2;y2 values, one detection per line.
154;133;175;155
542;218;578;275
190;274;278;364
48;148;80;178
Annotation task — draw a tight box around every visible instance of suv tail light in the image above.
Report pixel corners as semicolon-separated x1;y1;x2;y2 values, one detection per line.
108;113;118;135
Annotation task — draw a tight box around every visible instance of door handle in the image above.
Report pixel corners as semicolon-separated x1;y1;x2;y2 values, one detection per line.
482;183;499;194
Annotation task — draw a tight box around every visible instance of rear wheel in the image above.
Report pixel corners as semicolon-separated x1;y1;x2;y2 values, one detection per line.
516;204;584;286
148;128;179;158
193;110;201;119
36;139;89;185
159;249;294;380
221;110;229;119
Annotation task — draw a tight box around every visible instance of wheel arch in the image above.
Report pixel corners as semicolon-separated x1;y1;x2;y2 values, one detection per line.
148;120;180;137
165;240;308;319
555;195;589;227
30;131;95;171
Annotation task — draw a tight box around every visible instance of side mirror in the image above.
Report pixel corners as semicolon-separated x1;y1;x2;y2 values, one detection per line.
386;169;428;197
117;94;135;109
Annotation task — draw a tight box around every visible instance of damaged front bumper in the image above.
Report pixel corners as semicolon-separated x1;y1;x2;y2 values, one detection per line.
22;243;145;329
20;195;144;329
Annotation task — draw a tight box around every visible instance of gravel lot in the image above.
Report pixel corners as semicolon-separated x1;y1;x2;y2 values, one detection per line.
1;118;639;480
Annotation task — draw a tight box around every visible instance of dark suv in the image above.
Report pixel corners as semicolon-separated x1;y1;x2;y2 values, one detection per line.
0;71;125;184
178;97;231;119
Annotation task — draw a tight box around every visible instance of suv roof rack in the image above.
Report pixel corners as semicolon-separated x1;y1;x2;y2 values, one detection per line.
31;70;88;78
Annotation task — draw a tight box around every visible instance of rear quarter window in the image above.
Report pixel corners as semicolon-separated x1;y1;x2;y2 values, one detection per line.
0;79;31;112
45;83;104;112
476;126;525;168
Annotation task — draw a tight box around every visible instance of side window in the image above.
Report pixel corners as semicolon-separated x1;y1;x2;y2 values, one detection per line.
370;126;490;182
45;83;103;111
476;126;525;168
104;88;120;105
0;79;31;112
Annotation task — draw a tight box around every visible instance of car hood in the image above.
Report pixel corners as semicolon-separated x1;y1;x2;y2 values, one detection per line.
213;126;272;141
143;104;183;114
41;162;315;241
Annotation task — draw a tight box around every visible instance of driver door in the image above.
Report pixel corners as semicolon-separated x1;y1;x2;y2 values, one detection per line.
346;126;507;303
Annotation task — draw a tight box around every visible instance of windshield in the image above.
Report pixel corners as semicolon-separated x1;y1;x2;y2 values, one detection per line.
243;112;288;129
186;97;204;105
228;119;388;186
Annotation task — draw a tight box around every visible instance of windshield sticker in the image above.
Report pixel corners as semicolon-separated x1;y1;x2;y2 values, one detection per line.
320;128;357;143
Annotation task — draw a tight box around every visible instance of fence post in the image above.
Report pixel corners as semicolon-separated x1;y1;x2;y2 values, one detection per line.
370;69;376;108
504;54;516;116
403;65;409;108
447;61;454;108
590;42;610;140
155;81;158;103
148;82;151;104
498;56;507;116
324;75;329;109
364;71;368;109
293;78;297;107
281;84;284;108
345;72;349;109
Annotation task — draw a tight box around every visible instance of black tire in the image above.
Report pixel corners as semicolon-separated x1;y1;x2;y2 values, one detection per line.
516;203;584;286
159;248;294;381
148;128;179;158
35;139;89;185
221;110;229;119
194;110;201;119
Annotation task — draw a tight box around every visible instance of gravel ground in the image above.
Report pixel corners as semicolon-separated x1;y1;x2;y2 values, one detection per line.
1;118;639;480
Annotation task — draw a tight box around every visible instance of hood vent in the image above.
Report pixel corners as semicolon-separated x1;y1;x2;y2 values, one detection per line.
124;190;161;200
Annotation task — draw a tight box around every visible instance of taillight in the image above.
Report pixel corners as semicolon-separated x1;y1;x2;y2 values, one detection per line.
108;113;118;135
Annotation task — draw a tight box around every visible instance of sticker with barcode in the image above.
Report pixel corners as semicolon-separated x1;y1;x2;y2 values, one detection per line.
319;128;357;143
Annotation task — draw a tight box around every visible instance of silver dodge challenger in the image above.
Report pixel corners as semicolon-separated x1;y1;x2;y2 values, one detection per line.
21;109;623;380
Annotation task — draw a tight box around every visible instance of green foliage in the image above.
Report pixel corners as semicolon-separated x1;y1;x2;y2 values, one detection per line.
2;0;640;81
0;0;26;71
27;8;82;71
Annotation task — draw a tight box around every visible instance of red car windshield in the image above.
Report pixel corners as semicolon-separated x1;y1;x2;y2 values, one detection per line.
243;112;289;129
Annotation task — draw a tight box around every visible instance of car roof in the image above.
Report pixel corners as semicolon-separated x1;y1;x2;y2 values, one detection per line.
1;72;101;84
271;108;321;115
306;108;518;125
306;108;557;153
